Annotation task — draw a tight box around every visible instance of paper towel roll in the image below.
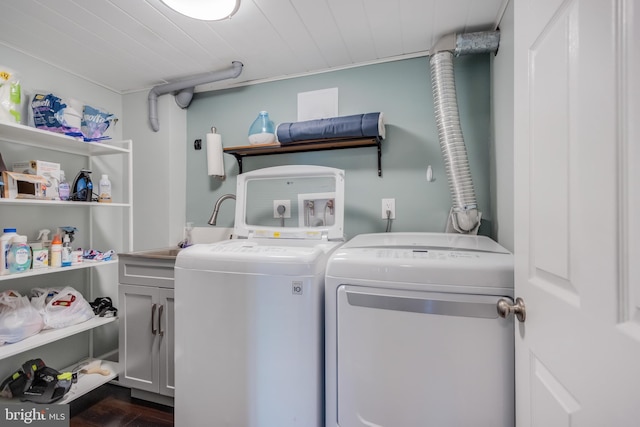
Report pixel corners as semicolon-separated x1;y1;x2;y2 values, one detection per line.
206;132;225;177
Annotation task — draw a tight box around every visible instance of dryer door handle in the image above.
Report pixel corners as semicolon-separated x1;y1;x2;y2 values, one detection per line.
345;291;500;319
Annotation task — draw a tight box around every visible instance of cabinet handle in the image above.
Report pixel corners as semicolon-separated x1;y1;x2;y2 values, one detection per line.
158;304;164;337
151;303;157;335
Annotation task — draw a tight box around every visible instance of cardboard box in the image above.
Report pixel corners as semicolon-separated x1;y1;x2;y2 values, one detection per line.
2;171;48;199
13;160;60;199
13;160;60;175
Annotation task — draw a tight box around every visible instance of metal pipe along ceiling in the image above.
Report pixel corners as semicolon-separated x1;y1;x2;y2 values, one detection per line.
148;61;243;132
429;31;499;234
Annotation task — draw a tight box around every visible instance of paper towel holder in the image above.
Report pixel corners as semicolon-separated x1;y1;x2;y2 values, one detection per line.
208;127;226;181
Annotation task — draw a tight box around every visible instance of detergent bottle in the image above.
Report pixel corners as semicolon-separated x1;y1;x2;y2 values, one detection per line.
0;228;19;274
98;174;112;203
7;235;31;273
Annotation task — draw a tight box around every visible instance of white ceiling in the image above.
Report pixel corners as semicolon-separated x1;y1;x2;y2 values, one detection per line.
0;0;506;94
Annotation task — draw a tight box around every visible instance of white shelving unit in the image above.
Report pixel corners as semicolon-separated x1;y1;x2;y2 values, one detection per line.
0;317;117;360
0;259;117;281
0;199;130;207
58;360;119;404
0;121;133;403
0;121;130;156
0;358;120;405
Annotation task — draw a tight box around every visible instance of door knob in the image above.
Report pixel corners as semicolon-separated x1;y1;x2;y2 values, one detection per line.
497;297;526;322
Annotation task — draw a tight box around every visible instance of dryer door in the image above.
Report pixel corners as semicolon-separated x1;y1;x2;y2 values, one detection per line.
335;285;514;427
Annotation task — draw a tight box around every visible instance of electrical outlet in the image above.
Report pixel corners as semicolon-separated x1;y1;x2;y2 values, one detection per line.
381;198;396;219
273;200;291;218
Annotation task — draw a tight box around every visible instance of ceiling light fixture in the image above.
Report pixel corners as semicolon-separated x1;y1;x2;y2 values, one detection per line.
161;0;240;21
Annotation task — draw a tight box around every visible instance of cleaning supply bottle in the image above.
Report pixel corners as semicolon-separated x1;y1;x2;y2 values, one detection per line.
0;227;18;274
7;235;31;273
98;174;112;203
31;229;51;269
61;234;72;267
50;234;62;268
36;229;51;248
58;170;70;201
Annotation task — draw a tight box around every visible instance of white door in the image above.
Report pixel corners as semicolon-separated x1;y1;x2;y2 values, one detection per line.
513;0;640;425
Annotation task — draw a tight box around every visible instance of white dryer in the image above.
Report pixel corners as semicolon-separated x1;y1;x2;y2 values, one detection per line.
325;232;514;427
175;165;345;427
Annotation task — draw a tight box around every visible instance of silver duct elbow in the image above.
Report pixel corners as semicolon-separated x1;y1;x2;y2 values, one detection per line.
148;61;243;132
454;31;500;56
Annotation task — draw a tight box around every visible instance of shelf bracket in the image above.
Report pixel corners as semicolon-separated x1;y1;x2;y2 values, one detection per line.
376;137;382;177
231;154;243;174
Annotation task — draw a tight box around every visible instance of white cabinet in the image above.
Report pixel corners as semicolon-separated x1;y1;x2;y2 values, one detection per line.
118;254;175;403
0;121;132;403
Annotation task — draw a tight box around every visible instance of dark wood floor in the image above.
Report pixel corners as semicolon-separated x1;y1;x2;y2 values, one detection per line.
70;383;174;427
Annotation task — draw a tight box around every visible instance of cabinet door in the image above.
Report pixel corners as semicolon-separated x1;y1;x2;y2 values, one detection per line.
158;288;175;397
118;284;159;393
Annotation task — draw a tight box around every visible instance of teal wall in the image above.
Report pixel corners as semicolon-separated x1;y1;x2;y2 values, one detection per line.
185;55;492;238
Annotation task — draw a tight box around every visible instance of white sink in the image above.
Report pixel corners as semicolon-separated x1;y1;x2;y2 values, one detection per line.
119;227;234;260
190;227;234;244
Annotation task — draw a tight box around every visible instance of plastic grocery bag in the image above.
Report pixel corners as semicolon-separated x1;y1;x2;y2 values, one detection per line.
0;290;44;345
30;287;94;329
0;66;21;124
30;92;83;138
82;104;117;141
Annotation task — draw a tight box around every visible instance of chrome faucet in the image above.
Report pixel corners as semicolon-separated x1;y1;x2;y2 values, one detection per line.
208;194;236;226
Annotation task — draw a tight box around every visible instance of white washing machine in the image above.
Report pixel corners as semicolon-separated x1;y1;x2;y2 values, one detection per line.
325;232;514;427
175;165;345;427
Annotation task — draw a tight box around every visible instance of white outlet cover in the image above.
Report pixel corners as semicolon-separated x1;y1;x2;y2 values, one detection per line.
381;198;396;219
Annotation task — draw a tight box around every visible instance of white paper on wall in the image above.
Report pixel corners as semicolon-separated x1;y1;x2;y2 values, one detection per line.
297;88;338;121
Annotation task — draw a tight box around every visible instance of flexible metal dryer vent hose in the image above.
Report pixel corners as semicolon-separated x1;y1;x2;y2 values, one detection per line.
429;31;499;233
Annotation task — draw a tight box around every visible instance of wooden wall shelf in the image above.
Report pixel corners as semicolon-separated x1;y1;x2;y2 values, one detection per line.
223;136;383;176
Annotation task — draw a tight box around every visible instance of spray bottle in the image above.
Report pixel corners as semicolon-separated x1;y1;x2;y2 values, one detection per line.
31;229;51;269
61;233;72;267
